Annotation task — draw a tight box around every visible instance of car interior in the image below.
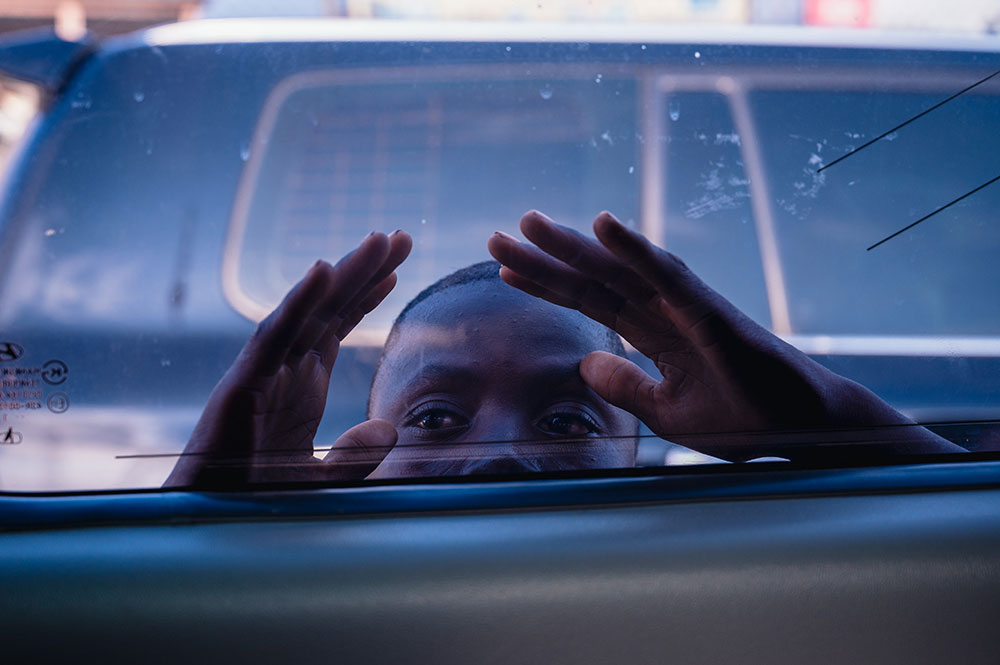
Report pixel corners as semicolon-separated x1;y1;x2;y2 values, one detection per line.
1;6;999;663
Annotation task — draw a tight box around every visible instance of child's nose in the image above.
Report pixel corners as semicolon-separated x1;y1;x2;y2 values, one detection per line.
461;454;541;476
458;412;542;475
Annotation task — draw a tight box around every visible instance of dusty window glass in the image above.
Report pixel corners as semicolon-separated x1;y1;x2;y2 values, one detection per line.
228;70;639;332
659;91;769;328
0;30;996;492
753;85;1000;337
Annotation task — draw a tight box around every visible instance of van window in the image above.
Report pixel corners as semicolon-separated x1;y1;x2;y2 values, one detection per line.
229;69;641;333
753;85;1000;337
0;36;997;491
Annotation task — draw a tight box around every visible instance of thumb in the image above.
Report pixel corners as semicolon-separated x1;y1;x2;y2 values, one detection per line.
323;419;398;480
580;351;662;432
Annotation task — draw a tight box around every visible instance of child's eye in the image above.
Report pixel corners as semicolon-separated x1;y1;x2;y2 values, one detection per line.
536;411;599;437
406;407;468;431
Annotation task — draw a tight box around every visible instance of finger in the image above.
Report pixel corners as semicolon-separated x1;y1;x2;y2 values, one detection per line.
497;266;620;330
339;229;412;317
593;211;717;312
499;266;678;362
314;232;392;322
323;419;398;480
326;229;410;345
489;232;630;318
244;258;340;376
490;232;659;333
250;232;389;372
286;231;397;359
334;271;398;343
578;351;663;432
519;210;657;303
498;265;577;309
292;231;412;360
593;212;745;349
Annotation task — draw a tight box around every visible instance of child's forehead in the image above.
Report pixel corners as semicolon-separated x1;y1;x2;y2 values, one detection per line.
379;279;622;372
378;297;601;399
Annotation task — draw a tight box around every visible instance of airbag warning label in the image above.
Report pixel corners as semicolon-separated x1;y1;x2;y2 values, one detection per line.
0;344;71;445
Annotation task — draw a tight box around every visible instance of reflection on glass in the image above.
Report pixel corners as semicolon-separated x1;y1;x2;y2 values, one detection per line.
0;36;998;492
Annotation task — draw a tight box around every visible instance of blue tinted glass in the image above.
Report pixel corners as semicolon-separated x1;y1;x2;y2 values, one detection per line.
752;86;1000;336
661;91;770;328
237;73;639;330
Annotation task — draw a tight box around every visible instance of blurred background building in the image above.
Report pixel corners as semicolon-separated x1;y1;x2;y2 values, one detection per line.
0;0;993;36
0;1;199;38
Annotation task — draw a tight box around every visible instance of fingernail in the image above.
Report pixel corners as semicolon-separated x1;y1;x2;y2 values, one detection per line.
389;229;402;236
365;231;375;238
599;213;626;233
668;252;689;269
494;231;517;241
306;259;325;277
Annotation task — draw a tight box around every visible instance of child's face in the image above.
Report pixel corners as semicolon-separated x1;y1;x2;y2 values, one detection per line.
367;281;639;478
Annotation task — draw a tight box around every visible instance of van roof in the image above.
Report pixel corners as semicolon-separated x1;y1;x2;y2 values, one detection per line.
138;17;1000;53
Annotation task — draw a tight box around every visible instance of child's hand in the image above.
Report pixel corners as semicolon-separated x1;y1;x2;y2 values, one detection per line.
165;231;411;488
489;211;961;462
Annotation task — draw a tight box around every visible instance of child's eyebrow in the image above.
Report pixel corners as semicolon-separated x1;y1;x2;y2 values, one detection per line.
401;360;592;395
400;364;481;392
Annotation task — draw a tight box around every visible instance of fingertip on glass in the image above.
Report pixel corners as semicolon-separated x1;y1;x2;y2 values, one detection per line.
521;209;551;223
595;210;621;224
595;211;627;236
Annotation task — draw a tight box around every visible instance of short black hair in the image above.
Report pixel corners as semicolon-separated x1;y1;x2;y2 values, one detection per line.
367;260;627;415
387;259;625;355
394;260;507;327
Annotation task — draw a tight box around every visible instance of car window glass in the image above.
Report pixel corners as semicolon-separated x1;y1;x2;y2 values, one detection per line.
231;70;639;331
660;90;769;327
0;26;996;491
753;84;1000;337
